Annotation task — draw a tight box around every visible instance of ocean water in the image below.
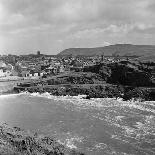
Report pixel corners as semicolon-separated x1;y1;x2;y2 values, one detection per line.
0;92;155;155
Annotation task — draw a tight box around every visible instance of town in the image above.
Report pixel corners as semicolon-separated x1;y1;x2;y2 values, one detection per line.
0;51;136;80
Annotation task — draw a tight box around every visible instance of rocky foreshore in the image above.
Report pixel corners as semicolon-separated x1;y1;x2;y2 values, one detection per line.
0;124;84;155
14;83;155;101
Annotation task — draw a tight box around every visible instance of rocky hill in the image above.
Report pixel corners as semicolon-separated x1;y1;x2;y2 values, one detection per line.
58;44;155;57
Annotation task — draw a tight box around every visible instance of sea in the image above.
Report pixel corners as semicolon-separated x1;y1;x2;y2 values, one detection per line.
0;81;155;155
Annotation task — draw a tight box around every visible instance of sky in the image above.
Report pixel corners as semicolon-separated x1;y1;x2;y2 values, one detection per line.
0;0;155;55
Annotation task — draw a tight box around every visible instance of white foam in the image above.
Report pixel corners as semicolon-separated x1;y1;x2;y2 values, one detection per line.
94;142;107;149
2;92;152;115
28;92;155;114
0;92;27;99
120;102;155;114
57;134;83;150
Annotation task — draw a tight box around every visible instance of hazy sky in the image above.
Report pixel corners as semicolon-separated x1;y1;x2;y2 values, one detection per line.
0;0;155;55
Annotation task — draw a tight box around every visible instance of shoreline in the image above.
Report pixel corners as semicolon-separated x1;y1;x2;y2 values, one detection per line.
0;80;155;102
1;90;155;103
13;83;155;101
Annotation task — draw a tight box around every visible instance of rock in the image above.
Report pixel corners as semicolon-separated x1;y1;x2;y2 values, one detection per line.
108;62;152;86
123;88;151;101
0;124;84;155
83;61;155;87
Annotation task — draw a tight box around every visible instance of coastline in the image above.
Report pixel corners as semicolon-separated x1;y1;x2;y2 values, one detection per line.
13;83;155;101
0;79;155;102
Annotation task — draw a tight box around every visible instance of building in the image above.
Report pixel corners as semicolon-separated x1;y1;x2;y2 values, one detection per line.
37;51;41;56
59;65;65;73
0;69;5;77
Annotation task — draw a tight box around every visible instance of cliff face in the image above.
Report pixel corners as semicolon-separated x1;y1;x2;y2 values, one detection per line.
58;44;155;57
0;124;84;155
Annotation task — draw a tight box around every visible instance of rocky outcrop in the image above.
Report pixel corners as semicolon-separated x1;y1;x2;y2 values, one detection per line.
84;61;155;87
123;87;155;101
0;124;84;155
107;62;153;86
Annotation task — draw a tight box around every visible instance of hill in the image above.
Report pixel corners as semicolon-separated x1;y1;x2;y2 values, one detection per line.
58;44;155;57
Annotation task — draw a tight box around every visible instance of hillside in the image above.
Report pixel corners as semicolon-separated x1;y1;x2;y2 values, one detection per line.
58;44;155;57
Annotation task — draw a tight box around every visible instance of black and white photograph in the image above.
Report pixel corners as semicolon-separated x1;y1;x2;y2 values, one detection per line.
0;0;155;154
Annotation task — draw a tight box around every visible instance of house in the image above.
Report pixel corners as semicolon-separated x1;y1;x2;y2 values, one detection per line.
20;71;30;77
0;69;5;77
40;71;46;77
0;67;12;77
0;61;7;68
34;72;39;77
10;69;19;76
59;65;65;73
83;61;96;67
45;66;57;75
29;70;41;77
20;66;28;71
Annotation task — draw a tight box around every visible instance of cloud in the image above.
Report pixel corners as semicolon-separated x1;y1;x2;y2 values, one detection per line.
0;0;155;54
1;0;155;31
66;23;155;41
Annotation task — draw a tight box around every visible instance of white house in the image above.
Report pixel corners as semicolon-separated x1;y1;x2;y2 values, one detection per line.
0;69;5;77
0;69;11;77
59;65;65;73
34;73;39;77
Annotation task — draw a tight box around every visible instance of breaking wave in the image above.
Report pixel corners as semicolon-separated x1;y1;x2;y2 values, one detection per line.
0;92;27;99
27;92;155;113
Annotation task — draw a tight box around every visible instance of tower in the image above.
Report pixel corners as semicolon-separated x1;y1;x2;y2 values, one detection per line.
37;51;41;56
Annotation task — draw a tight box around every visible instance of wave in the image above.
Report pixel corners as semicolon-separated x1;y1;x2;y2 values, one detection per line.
28;92;155;115
1;91;155;115
0;92;28;99
30;92;87;99
58;136;83;149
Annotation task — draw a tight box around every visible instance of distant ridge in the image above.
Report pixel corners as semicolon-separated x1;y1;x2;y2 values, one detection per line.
58;44;155;57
